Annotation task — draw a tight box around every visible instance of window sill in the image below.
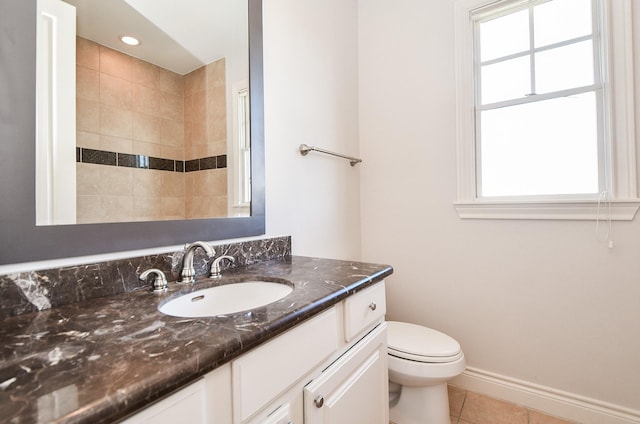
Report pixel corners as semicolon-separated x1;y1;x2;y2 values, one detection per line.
454;200;640;220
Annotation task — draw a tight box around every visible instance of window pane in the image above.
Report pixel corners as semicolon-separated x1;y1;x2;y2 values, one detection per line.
481;56;530;105
536;40;594;94
480;9;529;62
479;92;599;197
534;0;592;48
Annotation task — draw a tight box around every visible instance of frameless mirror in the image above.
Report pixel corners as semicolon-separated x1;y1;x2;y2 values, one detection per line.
0;0;264;265
36;0;252;225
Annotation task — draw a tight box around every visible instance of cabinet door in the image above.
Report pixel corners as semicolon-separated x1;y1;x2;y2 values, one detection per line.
303;324;388;424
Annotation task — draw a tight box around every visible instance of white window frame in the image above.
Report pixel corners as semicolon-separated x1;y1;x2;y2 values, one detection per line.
230;79;251;216
454;0;640;220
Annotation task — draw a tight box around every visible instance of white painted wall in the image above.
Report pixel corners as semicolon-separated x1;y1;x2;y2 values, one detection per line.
262;0;361;260
358;0;640;420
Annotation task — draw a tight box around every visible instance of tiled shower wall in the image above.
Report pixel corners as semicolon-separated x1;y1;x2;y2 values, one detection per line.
184;59;229;219
75;37;228;223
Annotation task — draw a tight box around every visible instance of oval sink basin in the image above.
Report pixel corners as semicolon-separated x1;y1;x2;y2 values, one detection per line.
158;281;293;318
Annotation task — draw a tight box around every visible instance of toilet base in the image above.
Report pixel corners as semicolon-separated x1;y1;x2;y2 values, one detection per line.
389;382;451;424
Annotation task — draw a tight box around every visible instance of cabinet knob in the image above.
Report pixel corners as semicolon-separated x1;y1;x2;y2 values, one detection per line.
369;302;377;311
314;395;324;408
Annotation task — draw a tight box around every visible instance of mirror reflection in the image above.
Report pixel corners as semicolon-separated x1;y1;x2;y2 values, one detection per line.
36;0;250;226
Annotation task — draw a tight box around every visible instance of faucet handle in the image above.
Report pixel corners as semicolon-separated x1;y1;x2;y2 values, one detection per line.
210;255;235;279
139;268;168;293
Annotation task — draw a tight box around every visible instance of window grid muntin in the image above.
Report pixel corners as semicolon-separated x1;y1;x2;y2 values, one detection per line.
472;0;606;199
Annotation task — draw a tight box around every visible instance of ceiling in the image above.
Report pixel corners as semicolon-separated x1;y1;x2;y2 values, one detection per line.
63;0;247;75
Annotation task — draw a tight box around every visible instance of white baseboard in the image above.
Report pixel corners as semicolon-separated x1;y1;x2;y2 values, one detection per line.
451;367;640;424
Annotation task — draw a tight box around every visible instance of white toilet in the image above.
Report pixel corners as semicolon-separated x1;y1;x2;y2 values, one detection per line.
387;321;466;424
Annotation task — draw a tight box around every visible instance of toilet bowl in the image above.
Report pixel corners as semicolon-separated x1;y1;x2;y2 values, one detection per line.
387;321;466;424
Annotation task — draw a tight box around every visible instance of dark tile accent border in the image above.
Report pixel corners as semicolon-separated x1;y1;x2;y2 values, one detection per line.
81;148;117;166
76;148;227;173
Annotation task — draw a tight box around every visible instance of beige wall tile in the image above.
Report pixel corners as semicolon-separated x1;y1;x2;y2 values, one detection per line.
192;169;227;197
184;95;193;125
460;392;527;424
76;37;99;70
133;112;162;143
160;197;185;220
208;122;226;145
76;194;101;223
77;131;100;149
195;194;227;218
207;85;226;117
206;58;226;89
76;163;101;196
100;135;132;154
187;196;209;219
192;90;207;123
76;66;100;101
161;145;184;161
160;92;184;122
100;104;132;138
160;119;184;147
134;141;162;158
209;194;228;217
100;73;132;109
132;57;160;90
77;99;100;133
133;169;164;197
162;173;185;197
189;143;209;160
133;196;162;221
100;196;133;223
208;141;226;157
190;119;208;149
159;68;183;96
132;84;163;117
184;122;193;153
100;167;132;196
99;46;132;80
184;66;205;95
184;172;194;198
185;196;195;219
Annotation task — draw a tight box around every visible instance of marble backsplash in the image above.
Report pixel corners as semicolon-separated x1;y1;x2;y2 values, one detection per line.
0;236;291;319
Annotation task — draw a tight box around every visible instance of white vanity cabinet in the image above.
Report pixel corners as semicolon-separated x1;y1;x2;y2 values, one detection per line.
303;324;388;424
122;281;388;424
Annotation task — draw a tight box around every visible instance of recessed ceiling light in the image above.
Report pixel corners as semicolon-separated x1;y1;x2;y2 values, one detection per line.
120;35;140;46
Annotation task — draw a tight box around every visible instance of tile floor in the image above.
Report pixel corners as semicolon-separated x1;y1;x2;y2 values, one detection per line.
447;385;577;424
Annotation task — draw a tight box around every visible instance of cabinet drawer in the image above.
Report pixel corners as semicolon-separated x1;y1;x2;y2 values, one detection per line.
121;379;205;424
232;307;339;423
343;281;386;342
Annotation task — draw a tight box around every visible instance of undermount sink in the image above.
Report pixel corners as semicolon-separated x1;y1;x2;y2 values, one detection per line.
158;280;294;318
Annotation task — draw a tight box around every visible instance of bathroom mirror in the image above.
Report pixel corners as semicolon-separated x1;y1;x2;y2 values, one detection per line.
0;0;264;265
38;0;251;225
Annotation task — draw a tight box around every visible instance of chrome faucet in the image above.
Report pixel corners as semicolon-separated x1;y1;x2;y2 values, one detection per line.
139;268;168;293
210;255;235;278
179;241;215;284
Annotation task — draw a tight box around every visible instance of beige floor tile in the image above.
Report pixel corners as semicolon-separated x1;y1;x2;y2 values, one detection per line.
448;385;467;417
529;409;576;424
460;392;527;424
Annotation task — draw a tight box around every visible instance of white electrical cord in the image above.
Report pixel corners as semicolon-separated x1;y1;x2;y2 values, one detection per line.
595;191;613;247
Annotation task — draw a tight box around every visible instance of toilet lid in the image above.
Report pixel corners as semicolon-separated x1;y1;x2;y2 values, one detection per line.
387;321;462;363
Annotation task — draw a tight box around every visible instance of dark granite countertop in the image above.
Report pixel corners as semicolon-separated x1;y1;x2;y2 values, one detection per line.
0;256;392;424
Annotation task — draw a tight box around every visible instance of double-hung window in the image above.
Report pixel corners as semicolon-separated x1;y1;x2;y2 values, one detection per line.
454;0;639;220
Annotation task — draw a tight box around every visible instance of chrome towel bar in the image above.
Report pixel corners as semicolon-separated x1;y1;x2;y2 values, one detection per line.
299;144;363;166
